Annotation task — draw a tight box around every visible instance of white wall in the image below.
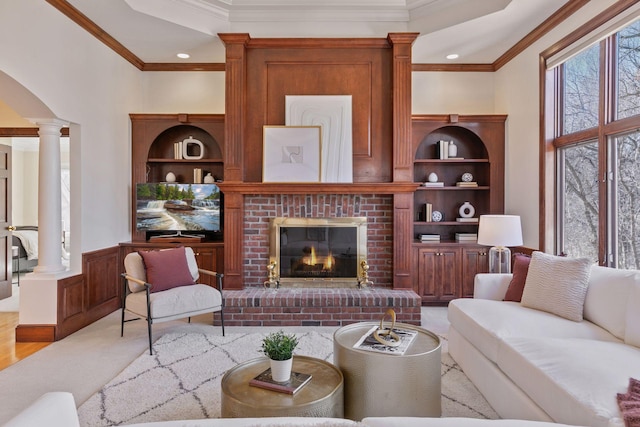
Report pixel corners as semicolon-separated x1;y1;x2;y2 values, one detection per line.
494;0;619;248
0;0;141;258
11;148;39;227
412;72;495;114
141;72;225;113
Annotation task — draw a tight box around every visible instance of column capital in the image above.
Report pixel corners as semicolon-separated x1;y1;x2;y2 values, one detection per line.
26;118;69;130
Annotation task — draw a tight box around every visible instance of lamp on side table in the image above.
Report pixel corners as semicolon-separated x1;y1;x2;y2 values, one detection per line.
477;215;523;274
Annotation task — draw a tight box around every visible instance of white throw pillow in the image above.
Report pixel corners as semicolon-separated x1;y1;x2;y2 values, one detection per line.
520;252;592;322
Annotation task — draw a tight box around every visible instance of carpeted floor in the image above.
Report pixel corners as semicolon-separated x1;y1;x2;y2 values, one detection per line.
78;331;497;426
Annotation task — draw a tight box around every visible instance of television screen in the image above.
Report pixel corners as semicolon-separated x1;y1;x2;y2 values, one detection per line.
136;183;222;236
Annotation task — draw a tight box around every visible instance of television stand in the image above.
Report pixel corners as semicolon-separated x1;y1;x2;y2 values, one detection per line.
149;231;204;243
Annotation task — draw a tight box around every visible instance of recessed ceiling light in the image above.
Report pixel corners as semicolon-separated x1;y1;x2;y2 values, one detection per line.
446;54;459;60
177;53;190;59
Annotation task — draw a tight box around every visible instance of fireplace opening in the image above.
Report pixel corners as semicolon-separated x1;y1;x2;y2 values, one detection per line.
270;217;367;288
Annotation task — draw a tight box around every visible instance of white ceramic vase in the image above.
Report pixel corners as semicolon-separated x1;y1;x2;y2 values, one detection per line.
270;358;293;382
204;173;215;183
165;172;176;183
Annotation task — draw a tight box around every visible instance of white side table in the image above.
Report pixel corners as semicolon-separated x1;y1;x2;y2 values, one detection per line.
333;322;441;421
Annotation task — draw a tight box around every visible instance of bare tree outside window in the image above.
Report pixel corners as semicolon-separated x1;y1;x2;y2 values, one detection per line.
614;133;640;269
560;142;599;262
563;44;599;134
617;20;640;120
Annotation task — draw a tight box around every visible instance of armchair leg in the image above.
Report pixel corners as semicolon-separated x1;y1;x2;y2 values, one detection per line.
120;308;125;337
147;317;153;355
219;309;225;336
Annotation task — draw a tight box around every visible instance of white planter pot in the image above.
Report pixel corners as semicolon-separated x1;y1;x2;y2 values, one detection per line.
270;357;293;382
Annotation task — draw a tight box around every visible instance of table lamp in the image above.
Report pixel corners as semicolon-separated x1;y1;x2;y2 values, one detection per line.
477;215;523;274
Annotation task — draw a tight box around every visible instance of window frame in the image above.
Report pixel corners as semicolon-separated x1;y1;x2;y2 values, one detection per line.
542;10;640;266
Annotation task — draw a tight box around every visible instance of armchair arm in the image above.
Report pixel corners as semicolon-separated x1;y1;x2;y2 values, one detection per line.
198;269;224;293
120;273;152;291
473;273;513;300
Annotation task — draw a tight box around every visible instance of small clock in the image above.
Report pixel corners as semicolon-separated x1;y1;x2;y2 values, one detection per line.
461;172;474;182
432;210;443;222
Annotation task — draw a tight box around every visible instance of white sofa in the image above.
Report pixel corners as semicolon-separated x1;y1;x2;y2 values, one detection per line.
448;264;640;427
5;392;586;427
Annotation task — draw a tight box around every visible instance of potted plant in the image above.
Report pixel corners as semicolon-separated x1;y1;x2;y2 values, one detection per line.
261;330;299;382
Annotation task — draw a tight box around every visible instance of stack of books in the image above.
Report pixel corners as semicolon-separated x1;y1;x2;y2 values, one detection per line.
249;368;312;394
423;182;444;187
456;181;478;187
419;234;440;242
422;203;433;222
173;141;183;159
456;217;479;223
455;233;478;242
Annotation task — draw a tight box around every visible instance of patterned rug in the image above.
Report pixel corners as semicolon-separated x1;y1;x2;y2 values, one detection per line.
78;331;498;426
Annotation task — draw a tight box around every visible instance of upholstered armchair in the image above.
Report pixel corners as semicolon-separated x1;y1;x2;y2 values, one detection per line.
121;246;225;354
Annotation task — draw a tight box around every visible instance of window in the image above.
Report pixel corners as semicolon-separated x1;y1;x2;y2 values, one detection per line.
551;18;640;269
612;132;640;269
562;45;600;134
558;141;599;262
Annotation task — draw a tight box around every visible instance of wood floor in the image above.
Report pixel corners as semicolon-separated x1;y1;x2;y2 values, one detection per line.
0;312;50;371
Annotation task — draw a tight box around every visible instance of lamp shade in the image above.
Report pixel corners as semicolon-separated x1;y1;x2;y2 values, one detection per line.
477;215;523;247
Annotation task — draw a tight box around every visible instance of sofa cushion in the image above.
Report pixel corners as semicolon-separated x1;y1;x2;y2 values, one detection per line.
626;280;640;348
447;298;619;363
504;254;531;302
497;337;640;427
125;284;221;320
520;252;592;321
584;265;638;341
139;247;195;293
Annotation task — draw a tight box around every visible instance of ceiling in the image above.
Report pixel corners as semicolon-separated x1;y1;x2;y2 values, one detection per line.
62;0;571;65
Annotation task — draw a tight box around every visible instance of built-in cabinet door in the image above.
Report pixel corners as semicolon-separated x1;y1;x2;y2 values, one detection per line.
461;247;489;298
192;246;222;287
416;247;460;303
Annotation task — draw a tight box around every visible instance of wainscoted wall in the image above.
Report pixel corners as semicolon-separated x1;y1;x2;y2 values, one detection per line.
16;246;121;342
243;194;394;288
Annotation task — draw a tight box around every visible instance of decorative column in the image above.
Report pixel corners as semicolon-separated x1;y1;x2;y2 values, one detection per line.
33;119;66;274
388;33;419;289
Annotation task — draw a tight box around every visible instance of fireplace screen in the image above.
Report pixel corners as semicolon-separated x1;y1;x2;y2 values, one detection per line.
269;217;367;287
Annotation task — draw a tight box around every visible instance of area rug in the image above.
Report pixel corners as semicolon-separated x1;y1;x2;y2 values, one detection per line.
78;331;498;426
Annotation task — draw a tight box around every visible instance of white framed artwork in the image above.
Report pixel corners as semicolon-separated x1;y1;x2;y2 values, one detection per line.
262;126;321;183
285;95;353;183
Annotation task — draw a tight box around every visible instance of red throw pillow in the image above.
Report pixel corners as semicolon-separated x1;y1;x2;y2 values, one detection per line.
139;247;195;293
503;253;531;302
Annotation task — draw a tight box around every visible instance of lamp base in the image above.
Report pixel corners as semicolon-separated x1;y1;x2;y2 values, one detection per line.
488;246;511;274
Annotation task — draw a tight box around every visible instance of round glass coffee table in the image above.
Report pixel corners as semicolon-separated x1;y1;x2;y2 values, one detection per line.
333;322;441;420
221;355;344;418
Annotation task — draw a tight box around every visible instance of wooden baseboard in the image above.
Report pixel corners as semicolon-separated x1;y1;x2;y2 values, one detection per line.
15;324;56;342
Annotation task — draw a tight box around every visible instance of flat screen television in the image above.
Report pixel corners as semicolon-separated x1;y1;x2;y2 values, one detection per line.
136;183;222;240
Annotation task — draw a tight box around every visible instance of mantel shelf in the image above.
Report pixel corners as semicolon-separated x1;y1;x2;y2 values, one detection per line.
217;182;420;194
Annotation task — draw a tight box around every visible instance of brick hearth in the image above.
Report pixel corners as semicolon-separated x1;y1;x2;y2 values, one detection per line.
220;288;421;327
225;193;422;326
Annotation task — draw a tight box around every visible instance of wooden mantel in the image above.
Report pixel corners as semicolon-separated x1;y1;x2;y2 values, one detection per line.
218;182;419;195
219;32;419;290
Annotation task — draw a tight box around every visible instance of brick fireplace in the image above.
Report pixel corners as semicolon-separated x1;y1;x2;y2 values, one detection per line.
221;194;422;326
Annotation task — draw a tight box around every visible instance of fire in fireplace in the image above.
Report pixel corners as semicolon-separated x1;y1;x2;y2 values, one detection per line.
269;217;367;287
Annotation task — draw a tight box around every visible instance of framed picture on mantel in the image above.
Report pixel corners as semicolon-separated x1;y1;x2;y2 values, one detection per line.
263;126;321;183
